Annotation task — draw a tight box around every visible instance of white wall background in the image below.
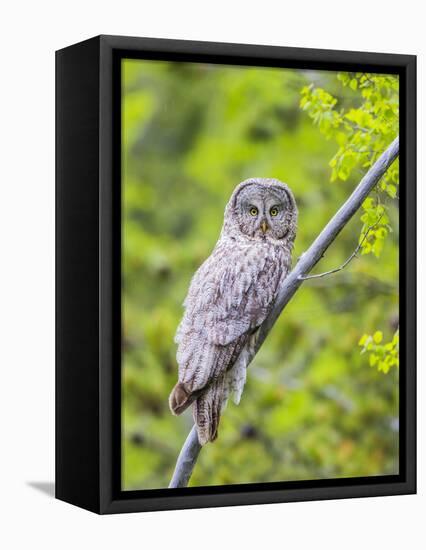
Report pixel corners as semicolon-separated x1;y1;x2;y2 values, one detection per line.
0;1;423;548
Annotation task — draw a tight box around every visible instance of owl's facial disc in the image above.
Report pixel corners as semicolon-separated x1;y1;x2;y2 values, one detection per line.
235;182;292;240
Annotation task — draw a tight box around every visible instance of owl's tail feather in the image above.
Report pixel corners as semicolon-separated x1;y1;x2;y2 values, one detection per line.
169;382;198;416
193;377;225;446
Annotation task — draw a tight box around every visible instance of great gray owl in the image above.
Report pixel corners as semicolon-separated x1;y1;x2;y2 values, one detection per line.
169;178;297;445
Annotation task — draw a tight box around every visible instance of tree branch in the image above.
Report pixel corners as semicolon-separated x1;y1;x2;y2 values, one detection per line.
168;136;399;489
169;425;202;488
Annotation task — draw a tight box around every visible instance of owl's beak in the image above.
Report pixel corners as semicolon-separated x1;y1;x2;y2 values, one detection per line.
260;220;268;234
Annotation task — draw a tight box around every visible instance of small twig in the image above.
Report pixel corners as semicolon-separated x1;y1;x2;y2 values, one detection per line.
298;217;382;281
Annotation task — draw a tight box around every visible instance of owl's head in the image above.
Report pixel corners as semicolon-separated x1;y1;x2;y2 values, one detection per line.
223;178;298;243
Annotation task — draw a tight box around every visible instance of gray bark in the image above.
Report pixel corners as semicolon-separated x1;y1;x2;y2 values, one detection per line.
169;425;202;488
168;136;399;489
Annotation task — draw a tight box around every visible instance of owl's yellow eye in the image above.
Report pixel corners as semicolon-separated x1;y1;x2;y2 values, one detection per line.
249;206;258;216
270;207;279;217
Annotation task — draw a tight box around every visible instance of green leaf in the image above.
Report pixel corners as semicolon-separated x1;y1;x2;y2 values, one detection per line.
369;354;378;367
387;184;397;198
373;331;383;344
358;334;369;346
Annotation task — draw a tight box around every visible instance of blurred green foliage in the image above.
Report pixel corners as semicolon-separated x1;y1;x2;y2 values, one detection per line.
122;59;399;490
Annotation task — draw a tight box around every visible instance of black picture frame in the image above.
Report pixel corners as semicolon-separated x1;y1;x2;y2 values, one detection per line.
56;35;416;514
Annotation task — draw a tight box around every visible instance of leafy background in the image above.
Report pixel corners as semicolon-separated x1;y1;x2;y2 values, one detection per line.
122;59;399;490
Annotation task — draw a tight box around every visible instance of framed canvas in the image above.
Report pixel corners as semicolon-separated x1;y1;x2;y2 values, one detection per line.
56;35;416;514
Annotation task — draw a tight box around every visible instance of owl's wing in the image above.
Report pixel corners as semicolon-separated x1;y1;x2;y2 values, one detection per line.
181;242;284;344
172;242;284;401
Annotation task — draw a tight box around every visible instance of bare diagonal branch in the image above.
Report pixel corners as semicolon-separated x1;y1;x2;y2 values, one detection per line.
168;136;399;489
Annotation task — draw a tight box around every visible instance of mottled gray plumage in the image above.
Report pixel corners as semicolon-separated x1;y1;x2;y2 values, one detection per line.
169;178;297;445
